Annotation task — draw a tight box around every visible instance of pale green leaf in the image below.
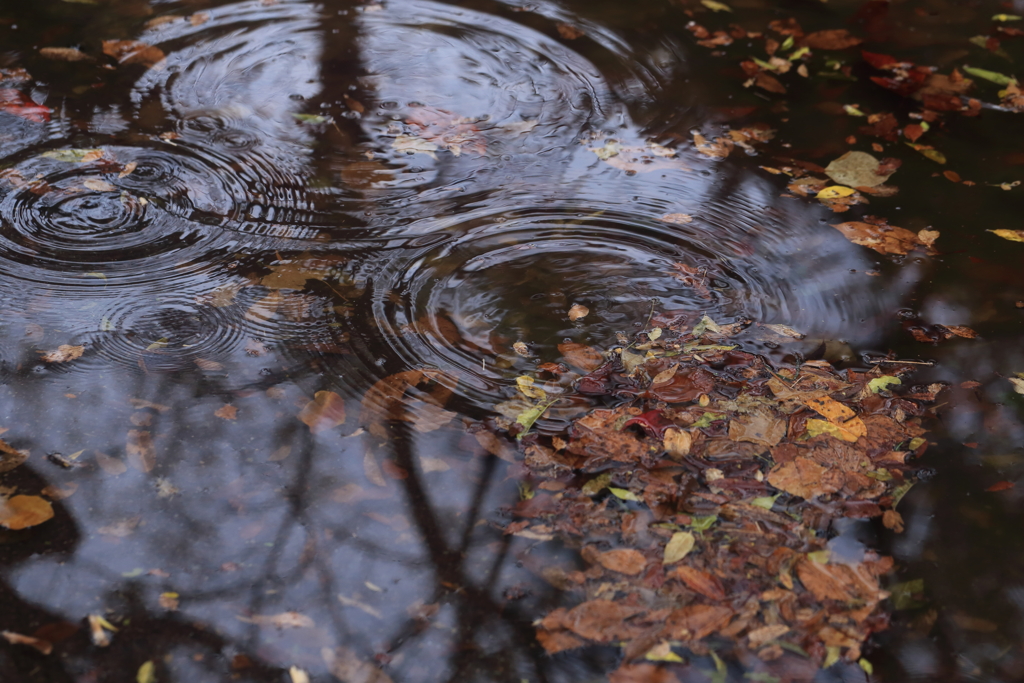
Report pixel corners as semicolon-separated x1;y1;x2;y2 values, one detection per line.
869;375;902;393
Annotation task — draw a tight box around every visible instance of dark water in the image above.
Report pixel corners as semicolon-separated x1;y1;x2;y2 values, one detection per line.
1;0;1024;681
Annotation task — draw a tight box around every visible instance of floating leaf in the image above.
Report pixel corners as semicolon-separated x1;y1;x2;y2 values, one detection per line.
597;548;647;575
663;531;696;564
816;185;856;199
1010;377;1024;394
290;667;311;683
994;14;1023;22
869;376;902;393
701;0;731;12
41;148;103;163
515;401;550;439
136;661;156;683
990;229;1024;243
297;391;347;433
516;375;547;400
568;303;589;321
691;314;721;337
962;65;1016;86
825;151;894;188
39;47;92;62
1;630;52;654
292;113;333;124
392;135;438;158
0;495;55;530
102;40;165;67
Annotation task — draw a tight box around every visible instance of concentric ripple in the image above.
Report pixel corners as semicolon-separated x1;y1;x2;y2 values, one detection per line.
361;204;911;412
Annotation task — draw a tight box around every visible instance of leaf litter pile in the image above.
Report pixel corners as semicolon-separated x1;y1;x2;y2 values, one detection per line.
485;313;940;677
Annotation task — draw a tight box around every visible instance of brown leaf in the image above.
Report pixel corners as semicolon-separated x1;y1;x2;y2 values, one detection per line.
665;604;734;640
562;599;643;642
568;303;589;321
95;451;127;475
0;495;55;530
672;565;726;602
596;549;647;576
558;342;604;372
728;410;786;449
214;404;237;420
557;23;585;40
803;29;862;50
101;40;165;67
795;557;885;604
126;430;155;472
40;345;84;363
536;629;585;654
0;439;28;474
39;47;92;62
832;219;936;256
767;456;843;499
360;370;455;438
2;630;53;655
298;391;347;433
609;664;680;683
754;72;786;94
241;612;315;629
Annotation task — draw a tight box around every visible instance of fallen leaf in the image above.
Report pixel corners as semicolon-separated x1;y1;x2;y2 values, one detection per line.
392;135;438;159
610;664;681;683
558;342;604;372
126;430;155;472
322;647;393;683
663;428;692;458
95;451;127;475
673;565;726;601
39;47;92;62
568;304;589;321
817;185;856;199
298;391;347;433
239;612;315;629
990;229;1024;242
0;495;54;530
597;548;647;575
82;178;116;192
562;599;642;642
40;345;85;363
961;65;1015;86
767;457;843;499
761;323;805;339
87;615;116;647
214;404;237;420
557;23;584;39
158;592;179;611
661;213;693;224
663;531;696;564
102;40;165;67
868;376;901;393
290;666;311;683
833;219;936;255
986;481;1015;492
1;630;53;654
803;29;862;50
137;661;156;683
825;151;895;188
729;410;787;448
748;624;790;649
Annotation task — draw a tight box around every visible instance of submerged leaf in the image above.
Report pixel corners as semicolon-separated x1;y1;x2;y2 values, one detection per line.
608;487;641;501
0;495;54;530
298;391;347;433
663;531;696;564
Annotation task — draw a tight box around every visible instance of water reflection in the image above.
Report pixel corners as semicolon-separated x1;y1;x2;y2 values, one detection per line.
3;0;1012;681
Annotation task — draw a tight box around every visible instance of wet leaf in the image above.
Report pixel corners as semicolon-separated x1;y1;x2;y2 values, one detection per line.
824;151;894;188
126;430;156;472
0;440;28;474
298;391;347;433
136;661;156;683
582;472;612;496
516;376;547;400
906;143;946;164
239;612;315;629
990;229;1024;242
590;140;621;159
2;630;53;654
102;40;165;68
0;495;54;530
803;30;863;50
82;178;116;192
39;47;92;62
986;481;1015;492
292;113;333;124
392;135;438;158
661;213;693;224
761;323;805;339
558;342;604;372
1010;377;1024;394
597;548;647;575
673;565;726;601
816;185;856;199
806;417;865;442
663;531;696;564
87;615;116;647
701;0;731;12
41;148;104;163
869;376;902;393
994;14;1023;22
322;647;394;683
512;341;529;356
515;401;550;439
40;345;84;363
663;428;692;458
568;303;589;321
290;667;310;683
961;66;1016;86
767;457;840;499
645;641;684;662
832;220;937;256
690;514;718;533
692;314;721;337
608;487;641;501
214;404;237;420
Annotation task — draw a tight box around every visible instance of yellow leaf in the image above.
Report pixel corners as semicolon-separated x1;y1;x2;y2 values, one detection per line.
663;428;692;457
989;229;1024;243
40;345;84;363
806;417;865;442
516;375;547;400
648;327;662;341
805;396;855;422
816;185;856;199
645;641;684;662
663;531;696;564
298;391;347;433
608;487;641;501
0;495;54;530
701;0;731;11
137;661;156;683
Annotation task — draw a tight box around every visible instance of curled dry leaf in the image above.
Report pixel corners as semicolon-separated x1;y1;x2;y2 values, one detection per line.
298;391;346;433
0;495;55;530
40;345;84;363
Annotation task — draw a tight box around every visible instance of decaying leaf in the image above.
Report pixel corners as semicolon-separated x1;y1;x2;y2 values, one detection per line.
298;391;347;433
289;667;311;683
214;404;237;420
40;345;85;363
767;457;843;499
663;428;692;458
0;495;54;530
238;612;315;629
990;229;1024;242
126;430;155;472
558;342;604;372
825;151;895;188
39;47;92;62
322;647;394;683
568;304;589;321
596;548;647;575
102;40;165;67
833;219;937;255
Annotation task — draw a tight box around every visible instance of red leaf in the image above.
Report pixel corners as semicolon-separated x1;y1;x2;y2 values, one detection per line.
862;51;898;69
986;481;1015;492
